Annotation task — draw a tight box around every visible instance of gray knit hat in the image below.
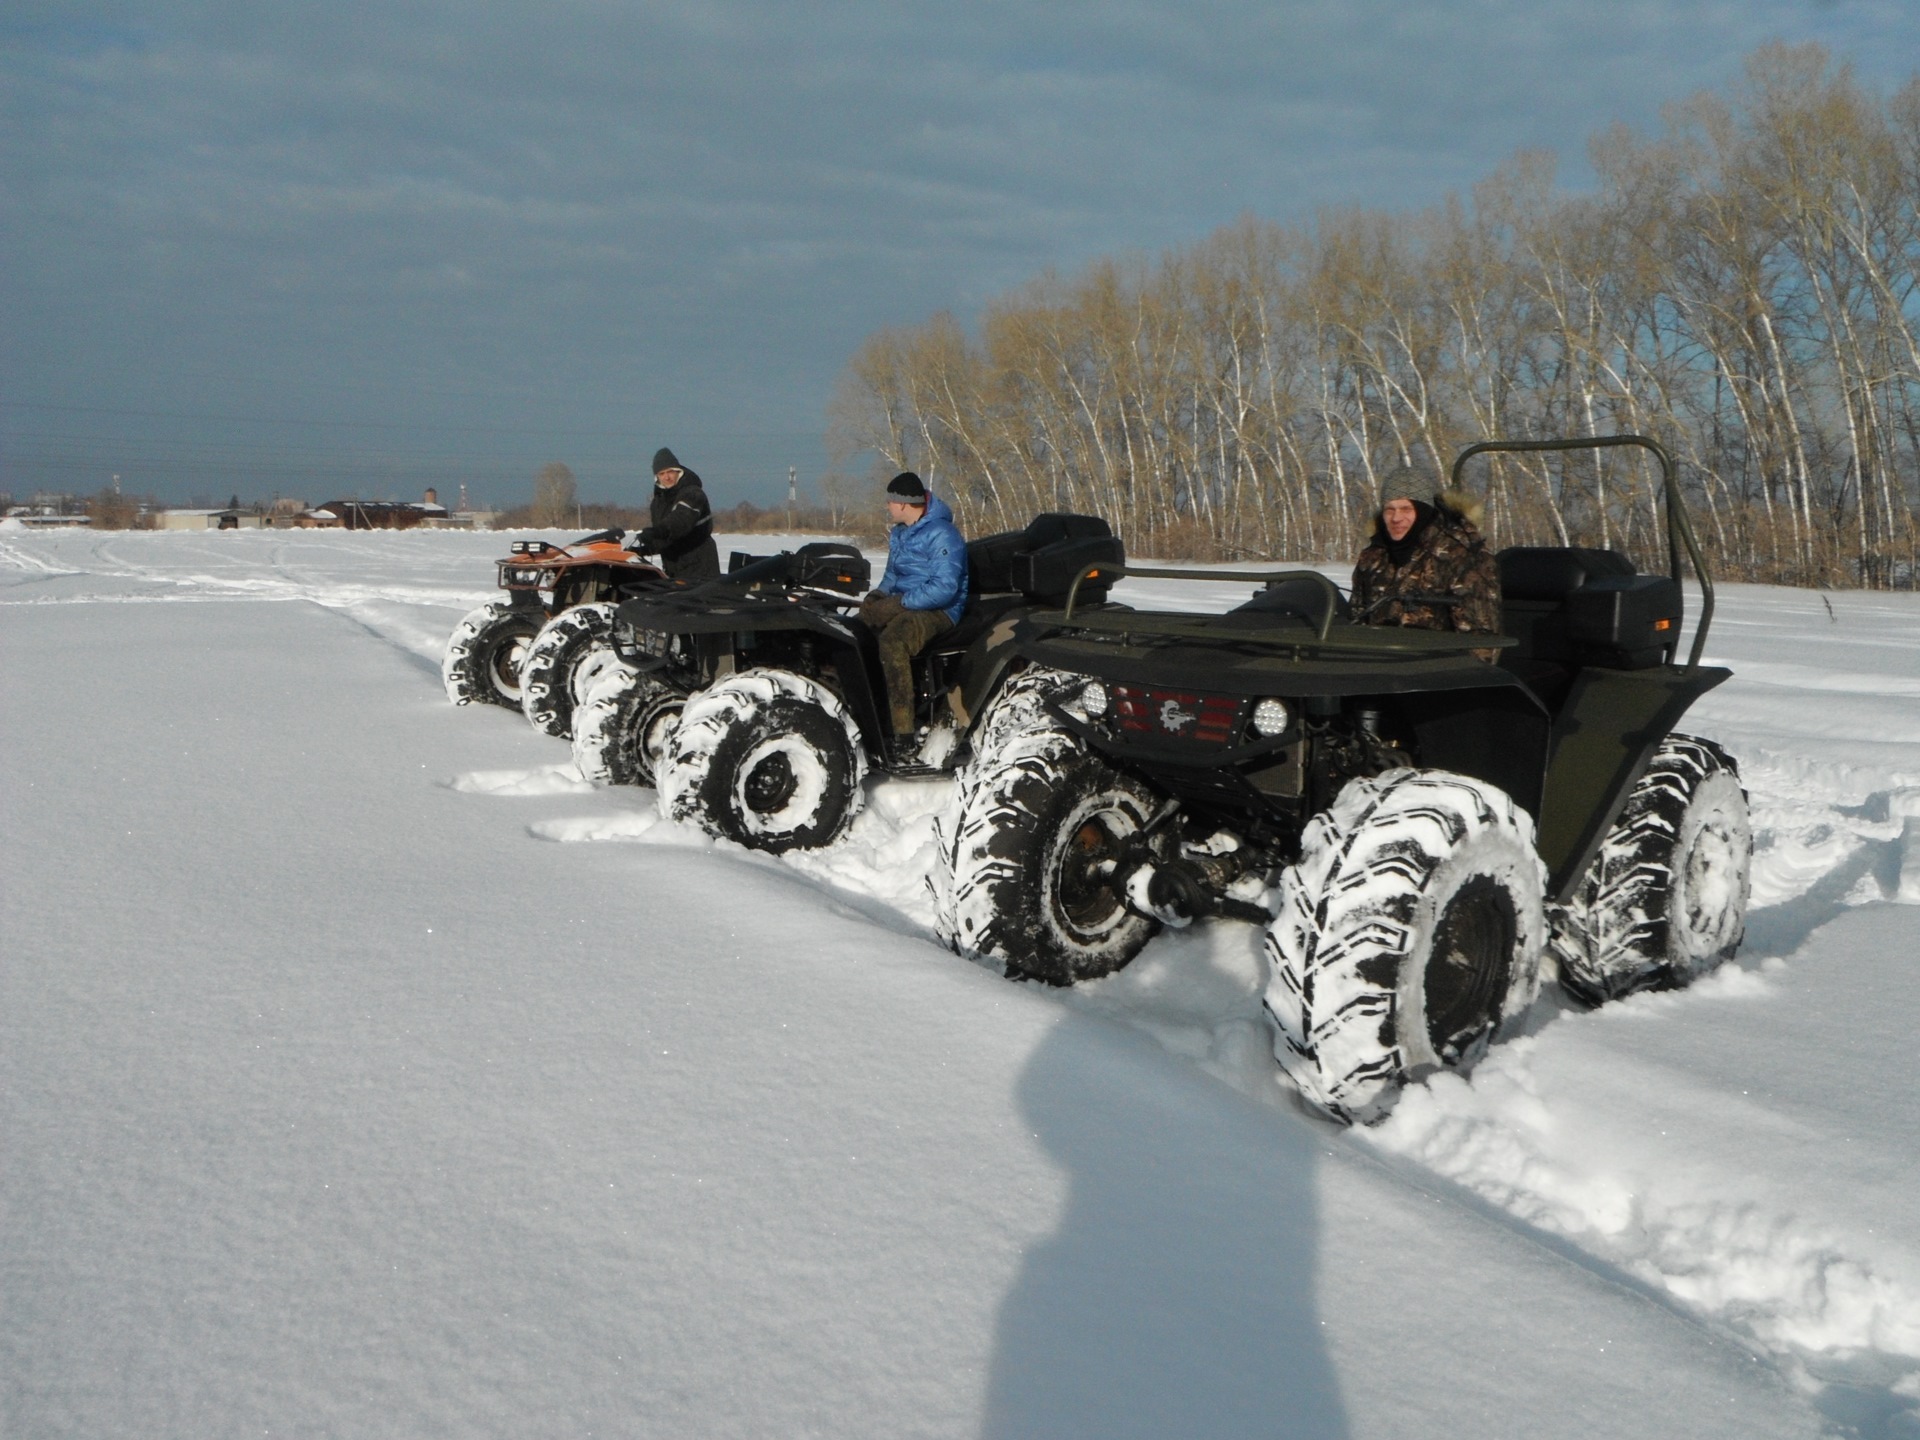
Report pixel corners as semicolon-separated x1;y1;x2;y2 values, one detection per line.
1378;465;1432;508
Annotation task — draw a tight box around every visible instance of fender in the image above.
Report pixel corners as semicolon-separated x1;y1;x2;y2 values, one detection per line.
1538;664;1731;900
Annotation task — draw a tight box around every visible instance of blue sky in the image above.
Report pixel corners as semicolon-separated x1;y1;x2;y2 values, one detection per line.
2;0;1913;509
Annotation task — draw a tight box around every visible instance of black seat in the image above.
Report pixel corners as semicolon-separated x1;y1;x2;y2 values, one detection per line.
930;593;1029;655
1232;575;1351;627
1498;547;1635;602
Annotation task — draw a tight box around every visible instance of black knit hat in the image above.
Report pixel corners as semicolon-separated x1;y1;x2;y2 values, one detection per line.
886;471;928;503
651;447;681;476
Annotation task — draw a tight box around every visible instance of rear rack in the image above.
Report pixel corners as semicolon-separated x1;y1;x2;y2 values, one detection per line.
1062;565;1343;637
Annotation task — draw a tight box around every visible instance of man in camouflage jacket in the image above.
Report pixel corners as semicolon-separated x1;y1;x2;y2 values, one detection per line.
1350;465;1502;661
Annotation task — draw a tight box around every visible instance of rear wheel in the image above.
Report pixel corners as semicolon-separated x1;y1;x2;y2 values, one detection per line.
1264;769;1547;1124
573;668;685;788
1551;735;1751;1006
520;602;620;738
443;601;543;708
937;723;1170;985
660;669;867;852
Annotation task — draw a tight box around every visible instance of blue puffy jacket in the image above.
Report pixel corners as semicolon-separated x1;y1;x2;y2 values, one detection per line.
878;493;969;624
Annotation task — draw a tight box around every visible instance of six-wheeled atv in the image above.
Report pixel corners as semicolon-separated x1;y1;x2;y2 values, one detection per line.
594;516;1125;853
442;528;669;733
933;436;1751;1124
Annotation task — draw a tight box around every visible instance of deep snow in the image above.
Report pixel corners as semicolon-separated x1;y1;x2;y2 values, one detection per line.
4;525;1919;1438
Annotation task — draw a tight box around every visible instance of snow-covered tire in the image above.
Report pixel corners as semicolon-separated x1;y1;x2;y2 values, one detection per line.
520;602;623;738
659;669;868;853
936;720;1171;986
1264;769;1547;1125
965;664;1082;757
572;667;685;788
1551;735;1751;1007
443;601;544;708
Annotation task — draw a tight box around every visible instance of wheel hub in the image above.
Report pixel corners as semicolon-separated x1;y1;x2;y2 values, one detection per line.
743;750;798;814
1425;875;1516;1062
1055;818;1127;938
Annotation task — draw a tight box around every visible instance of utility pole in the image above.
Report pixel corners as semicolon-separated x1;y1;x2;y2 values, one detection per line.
787;465;797;534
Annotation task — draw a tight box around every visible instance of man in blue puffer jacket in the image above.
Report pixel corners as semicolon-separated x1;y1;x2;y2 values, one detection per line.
858;471;969;739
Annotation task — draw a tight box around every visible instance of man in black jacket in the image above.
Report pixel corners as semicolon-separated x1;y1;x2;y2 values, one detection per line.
632;447;720;583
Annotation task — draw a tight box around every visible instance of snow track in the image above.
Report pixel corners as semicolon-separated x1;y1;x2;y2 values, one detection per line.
8;532;1920;1435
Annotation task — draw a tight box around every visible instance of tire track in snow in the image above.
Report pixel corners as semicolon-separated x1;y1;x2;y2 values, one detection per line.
1362;1021;1920;1434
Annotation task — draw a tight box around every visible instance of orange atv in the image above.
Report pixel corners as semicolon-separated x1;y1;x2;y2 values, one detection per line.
442;527;671;735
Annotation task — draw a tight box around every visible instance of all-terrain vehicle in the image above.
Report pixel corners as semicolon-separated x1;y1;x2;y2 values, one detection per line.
934;436;1752;1124
586;516;1125;853
441;528;670;736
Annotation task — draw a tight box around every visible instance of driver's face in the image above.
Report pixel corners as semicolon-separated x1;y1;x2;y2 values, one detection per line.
1381;497;1418;542
887;498;924;525
655;467;683;489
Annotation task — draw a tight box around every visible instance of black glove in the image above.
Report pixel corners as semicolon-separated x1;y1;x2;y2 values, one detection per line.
629;526;666;554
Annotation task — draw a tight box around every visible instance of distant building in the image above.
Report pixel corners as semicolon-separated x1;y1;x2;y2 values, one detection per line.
8;491;88;523
300;488;451;531
155;509;263;530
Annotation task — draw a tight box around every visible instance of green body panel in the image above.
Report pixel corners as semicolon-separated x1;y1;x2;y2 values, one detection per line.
1017;611;1516;699
1537;665;1731;899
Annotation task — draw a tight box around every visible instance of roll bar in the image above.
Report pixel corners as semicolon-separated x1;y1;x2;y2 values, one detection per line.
1450;434;1714;668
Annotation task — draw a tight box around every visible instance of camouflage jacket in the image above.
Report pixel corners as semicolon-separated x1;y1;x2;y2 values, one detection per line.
1350;503;1501;656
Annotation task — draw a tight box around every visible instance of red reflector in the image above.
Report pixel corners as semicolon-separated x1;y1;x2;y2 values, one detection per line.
1112;686;1243;744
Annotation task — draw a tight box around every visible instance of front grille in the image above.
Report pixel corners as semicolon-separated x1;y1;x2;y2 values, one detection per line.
1112;685;1244;747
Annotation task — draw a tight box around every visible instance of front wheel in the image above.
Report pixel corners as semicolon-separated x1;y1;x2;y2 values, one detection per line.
1264;769;1547;1125
443;601;544;708
1551;735;1751;1006
573;667;685;788
520;602;622;737
659;669;867;852
936;725;1171;985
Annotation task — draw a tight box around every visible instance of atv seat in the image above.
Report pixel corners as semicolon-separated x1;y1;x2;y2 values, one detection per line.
1231;574;1353;628
929;593;1030;656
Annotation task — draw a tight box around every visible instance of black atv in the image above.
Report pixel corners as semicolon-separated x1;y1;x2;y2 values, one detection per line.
442;527;671;737
585;516;1125;853
934;436;1752;1124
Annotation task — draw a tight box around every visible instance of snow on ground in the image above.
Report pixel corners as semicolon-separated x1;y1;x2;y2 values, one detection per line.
4;526;1919;1437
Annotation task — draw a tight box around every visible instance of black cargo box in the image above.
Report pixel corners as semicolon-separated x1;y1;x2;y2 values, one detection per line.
1566;574;1682;669
790;542;869;594
967;513;1122;604
1012;533;1125;605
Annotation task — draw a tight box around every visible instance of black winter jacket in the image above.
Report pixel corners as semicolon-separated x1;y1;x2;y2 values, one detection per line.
642;471;720;582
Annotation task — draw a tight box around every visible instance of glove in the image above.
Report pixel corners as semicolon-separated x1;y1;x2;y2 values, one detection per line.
629;526;666;554
859;591;905;628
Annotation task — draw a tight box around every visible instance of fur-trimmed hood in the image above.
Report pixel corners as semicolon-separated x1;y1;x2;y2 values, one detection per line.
1434;487;1485;530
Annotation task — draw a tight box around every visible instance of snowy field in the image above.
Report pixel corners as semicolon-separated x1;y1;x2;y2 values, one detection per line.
4;524;1920;1439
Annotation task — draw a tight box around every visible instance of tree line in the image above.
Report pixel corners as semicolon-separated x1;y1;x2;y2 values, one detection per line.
828;45;1920;587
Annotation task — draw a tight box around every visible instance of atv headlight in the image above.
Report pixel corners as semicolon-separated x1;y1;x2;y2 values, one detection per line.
508;567;546;585
1061;680;1108;724
1252;698;1291;737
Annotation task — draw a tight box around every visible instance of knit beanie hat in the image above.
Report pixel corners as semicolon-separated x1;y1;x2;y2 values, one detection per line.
1378;465;1432;508
886;471;929;503
651;447;681;476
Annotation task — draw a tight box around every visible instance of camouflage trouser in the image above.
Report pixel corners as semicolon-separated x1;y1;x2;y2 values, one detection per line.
860;593;954;733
